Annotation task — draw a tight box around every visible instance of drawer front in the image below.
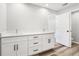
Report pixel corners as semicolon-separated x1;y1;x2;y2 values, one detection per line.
2;36;27;44
28;45;42;55
28;39;42;47
28;35;44;40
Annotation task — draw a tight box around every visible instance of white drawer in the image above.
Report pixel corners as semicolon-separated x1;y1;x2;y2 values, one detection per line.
2;36;27;44
28;45;42;55
28;35;43;40
28;38;42;47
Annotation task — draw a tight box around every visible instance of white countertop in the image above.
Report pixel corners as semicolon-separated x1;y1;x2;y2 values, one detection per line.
0;32;55;38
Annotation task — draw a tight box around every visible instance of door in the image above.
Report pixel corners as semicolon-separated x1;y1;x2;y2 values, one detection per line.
16;40;27;56
56;12;71;47
2;42;17;56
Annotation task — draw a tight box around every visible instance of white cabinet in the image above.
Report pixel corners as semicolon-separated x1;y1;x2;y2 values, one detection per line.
16;40;27;56
1;36;27;56
28;35;43;47
28;45;42;55
2;42;17;56
28;35;43;55
43;34;55;51
1;33;55;56
28;33;55;55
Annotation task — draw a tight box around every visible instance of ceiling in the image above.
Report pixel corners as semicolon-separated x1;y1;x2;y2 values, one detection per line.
34;3;79;11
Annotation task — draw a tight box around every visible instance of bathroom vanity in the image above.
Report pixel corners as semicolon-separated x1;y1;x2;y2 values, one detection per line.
0;32;55;56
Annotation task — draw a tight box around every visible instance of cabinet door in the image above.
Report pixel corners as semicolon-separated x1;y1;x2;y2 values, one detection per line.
16;40;27;56
2;42;16;56
43;34;55;50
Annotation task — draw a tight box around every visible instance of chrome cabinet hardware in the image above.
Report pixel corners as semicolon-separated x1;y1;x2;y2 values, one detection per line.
14;44;18;51
33;49;38;52
14;45;16;51
33;42;38;44
48;39;51;43
33;36;38;38
17;44;18;51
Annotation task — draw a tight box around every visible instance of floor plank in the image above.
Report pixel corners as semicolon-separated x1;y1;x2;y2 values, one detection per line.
38;43;79;56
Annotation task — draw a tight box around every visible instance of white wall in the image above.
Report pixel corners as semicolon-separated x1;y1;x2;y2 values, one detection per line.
7;3;55;33
71;11;79;42
48;14;56;32
0;4;7;33
0;3;56;34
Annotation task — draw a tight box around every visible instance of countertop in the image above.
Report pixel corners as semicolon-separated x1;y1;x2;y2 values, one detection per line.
0;32;55;38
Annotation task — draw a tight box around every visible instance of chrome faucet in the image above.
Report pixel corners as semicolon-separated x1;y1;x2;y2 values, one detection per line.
16;29;18;34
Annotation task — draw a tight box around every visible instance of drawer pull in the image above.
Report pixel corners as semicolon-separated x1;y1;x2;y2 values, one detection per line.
14;45;16;51
14;44;18;51
17;44;18;51
33;36;38;38
33;49;38;52
34;42;38;44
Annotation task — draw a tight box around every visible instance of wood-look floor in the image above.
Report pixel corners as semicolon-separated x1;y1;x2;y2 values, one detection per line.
37;43;79;56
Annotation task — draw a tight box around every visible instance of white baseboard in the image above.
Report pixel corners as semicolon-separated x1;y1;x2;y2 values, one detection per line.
72;41;79;44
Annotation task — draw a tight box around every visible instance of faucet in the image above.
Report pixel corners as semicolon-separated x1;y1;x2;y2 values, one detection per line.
16;29;18;34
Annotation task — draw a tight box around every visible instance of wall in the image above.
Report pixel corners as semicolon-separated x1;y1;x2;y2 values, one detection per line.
7;3;56;34
0;4;7;33
71;11;79;42
48;14;56;32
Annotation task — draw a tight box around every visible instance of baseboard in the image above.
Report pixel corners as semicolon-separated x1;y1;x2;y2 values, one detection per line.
72;41;79;44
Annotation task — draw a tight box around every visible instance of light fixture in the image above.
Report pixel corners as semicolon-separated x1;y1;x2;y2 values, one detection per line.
45;4;48;6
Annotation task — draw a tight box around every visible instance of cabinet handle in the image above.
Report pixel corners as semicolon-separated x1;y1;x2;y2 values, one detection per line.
33;49;38;52
34;42;38;44
17;44;18;51
33;36;38;38
48;39;51;43
14;45;16;51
